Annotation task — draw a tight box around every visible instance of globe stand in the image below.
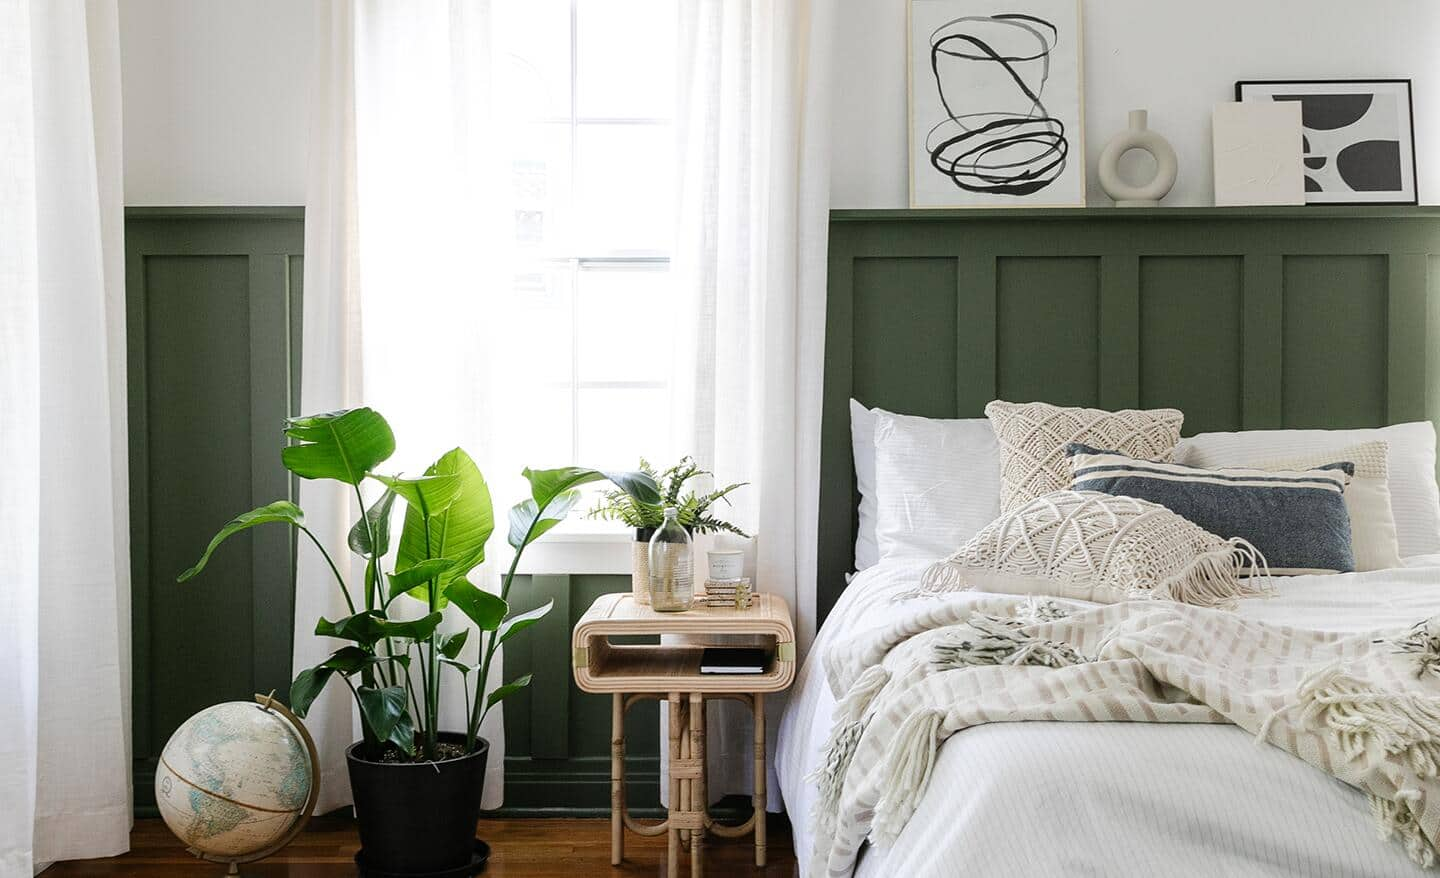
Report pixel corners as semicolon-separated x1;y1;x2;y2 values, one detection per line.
185;692;323;876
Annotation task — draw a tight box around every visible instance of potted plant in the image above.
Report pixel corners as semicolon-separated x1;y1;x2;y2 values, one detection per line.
178;407;658;875
587;456;749;603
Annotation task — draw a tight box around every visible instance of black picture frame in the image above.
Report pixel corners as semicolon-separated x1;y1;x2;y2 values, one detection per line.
1235;78;1418;206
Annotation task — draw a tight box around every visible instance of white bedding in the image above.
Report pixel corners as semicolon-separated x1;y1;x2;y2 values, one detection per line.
777;557;1440;877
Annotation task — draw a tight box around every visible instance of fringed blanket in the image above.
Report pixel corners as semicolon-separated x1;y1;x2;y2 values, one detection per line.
808;598;1440;877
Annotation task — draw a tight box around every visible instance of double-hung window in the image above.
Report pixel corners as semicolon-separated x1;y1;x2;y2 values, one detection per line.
496;0;677;490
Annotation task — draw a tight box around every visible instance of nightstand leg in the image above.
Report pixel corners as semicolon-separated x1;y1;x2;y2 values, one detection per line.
667;693;681;877
690;692;705;878
611;693;624;865
755;692;766;868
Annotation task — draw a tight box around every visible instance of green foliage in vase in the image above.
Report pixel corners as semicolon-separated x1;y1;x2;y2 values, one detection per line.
178;407;660;761
587;456;750;538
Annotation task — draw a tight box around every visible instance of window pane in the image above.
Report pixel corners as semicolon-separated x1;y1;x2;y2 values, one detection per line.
576;0;676;119
578;387;669;470
575;123;673;253
507;122;572;254
576;267;670;384
495;0;571;120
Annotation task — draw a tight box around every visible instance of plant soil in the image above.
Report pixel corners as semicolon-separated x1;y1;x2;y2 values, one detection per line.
372;741;470;764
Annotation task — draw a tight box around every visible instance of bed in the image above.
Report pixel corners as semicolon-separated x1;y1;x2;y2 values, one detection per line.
778;207;1440;876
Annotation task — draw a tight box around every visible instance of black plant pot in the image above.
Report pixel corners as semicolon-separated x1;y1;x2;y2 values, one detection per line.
347;733;489;876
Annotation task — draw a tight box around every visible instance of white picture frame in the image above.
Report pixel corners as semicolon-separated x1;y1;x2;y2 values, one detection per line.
908;0;1087;209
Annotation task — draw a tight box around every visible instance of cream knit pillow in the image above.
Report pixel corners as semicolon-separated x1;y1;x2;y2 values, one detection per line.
985;400;1184;513
1258;441;1401;572
919;491;1269;607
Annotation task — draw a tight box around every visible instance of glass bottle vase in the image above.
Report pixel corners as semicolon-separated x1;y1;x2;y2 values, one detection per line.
648;507;693;612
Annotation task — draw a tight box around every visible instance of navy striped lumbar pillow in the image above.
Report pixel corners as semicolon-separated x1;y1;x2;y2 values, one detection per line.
1065;443;1356;574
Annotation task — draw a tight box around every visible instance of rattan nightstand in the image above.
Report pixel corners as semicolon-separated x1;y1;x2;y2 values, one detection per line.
572;592;796;876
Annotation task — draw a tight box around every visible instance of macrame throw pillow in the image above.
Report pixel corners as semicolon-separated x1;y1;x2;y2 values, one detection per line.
985;400;1183;513
919;491;1270;607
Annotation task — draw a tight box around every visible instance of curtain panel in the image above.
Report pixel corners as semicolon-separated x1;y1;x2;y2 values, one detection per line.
0;0;132;872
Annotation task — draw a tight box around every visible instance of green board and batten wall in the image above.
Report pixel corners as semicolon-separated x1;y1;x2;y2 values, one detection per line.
129;205;1440;814
818;206;1440;623
125;208;658;817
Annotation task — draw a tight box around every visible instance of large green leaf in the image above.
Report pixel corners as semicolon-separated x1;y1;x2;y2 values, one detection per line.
486;673;534;710
507;467;658;549
315;610;443;646
370;472;463;520
386;558;458;602
178;500;304;582
394;448;494;604
506;491;580;550
356;685;409;742
524;467;660;513
445;579;508;631
348;488;397;557
288;665;333;718
386;710;417;756
281;408;396;485
495;599;554;647
438;629;470;660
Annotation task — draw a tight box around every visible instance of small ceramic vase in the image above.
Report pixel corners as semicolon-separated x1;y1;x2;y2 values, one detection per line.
1098;110;1178;207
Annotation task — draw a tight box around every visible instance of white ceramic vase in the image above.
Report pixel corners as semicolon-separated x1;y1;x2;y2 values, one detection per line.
1097;110;1178;207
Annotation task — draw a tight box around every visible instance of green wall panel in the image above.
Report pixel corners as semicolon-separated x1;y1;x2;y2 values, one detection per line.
1282;255;1388;429
1139;256;1244;433
852;256;956;417
820;207;1440;624
996;256;1101;407
127;209;304;813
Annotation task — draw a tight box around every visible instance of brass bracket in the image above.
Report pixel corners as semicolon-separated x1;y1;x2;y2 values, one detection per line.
776;641;795;663
572;646;589;668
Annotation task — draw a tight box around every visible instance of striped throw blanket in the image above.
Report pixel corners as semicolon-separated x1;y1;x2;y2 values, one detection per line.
809;598;1440;877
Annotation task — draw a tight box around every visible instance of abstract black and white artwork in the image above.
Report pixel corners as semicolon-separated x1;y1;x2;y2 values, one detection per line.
908;0;1085;208
1236;79;1417;205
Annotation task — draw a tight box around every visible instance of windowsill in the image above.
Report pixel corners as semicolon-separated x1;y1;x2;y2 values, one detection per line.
511;526;636;576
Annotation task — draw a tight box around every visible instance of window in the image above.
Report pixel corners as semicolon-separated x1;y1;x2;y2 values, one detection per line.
494;0;677;490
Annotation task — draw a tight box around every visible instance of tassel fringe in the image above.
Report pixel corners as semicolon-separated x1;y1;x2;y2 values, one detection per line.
808;665;892;838
1148;537;1273;609
1291;664;1440;779
871;708;946;845
931;614;1085;670
1372;793;1439;868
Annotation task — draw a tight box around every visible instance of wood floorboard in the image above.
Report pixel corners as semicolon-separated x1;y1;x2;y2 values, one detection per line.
42;815;797;877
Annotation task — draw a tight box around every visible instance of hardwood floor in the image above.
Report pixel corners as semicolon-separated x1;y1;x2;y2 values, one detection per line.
42;815;797;877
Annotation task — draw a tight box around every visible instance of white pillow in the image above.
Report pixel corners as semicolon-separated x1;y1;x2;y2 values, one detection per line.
1257;441;1401;572
873;408;999;562
1177;422;1440;558
850;399;879;571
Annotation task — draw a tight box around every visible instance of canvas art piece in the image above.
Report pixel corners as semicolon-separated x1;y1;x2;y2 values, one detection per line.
1211;101;1304;207
1236;79;1417;205
908;0;1086;208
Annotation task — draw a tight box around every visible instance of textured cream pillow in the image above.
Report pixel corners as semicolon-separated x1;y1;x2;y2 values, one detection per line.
1258;441;1401;572
985;400;1184;513
919;491;1269;607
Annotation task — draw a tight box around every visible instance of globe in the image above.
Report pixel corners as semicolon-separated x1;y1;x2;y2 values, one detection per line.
155;700;315;862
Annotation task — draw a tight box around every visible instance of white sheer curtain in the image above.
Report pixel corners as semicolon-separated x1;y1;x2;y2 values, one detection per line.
301;0;526;812
1;0;132;872
668;0;834;805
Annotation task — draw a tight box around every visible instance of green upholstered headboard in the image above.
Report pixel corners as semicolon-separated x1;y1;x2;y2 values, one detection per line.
818;206;1440;624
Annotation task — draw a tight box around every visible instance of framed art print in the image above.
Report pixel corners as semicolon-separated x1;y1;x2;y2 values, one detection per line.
1235;79;1417;205
908;0;1086;208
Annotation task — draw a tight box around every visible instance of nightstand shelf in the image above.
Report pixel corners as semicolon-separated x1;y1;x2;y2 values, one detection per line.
571;592;796;876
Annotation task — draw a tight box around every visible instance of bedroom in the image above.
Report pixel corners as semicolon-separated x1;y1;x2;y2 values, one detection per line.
8;1;1440;876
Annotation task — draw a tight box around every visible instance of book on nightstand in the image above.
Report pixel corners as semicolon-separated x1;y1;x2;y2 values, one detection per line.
699;647;767;674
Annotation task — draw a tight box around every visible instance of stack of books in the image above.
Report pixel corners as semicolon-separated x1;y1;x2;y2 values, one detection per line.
702;577;753;609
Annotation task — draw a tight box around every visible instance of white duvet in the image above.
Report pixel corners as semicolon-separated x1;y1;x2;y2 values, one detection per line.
777;557;1440;877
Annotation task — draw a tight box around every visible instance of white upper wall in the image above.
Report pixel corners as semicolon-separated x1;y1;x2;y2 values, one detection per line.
119;0;1439;208
120;0;313;206
833;0;1440;207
